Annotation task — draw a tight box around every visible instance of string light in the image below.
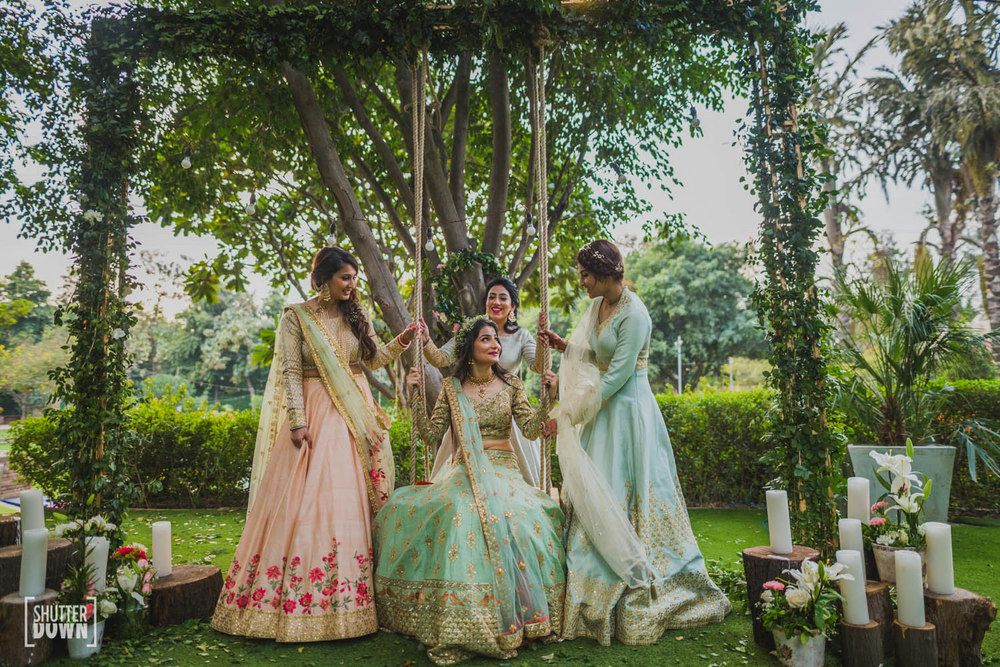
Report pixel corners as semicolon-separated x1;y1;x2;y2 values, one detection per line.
244;192;256;213
611;162;627;184
689;105;702;132
180;147;192;170
526;211;536;236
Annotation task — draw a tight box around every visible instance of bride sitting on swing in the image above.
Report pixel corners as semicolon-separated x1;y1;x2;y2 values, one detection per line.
373;316;564;665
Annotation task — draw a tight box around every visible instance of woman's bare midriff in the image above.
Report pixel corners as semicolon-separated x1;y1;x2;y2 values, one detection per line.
482;439;514;453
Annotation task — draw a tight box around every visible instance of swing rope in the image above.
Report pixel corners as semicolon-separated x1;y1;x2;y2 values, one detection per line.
410;50;431;484
530;32;553;493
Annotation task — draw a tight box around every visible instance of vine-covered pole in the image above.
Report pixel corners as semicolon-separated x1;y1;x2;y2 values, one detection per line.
49;18;140;540
743;2;840;554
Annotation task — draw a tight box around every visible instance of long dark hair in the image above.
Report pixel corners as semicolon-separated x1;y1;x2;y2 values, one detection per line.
452;318;513;387
483;277;520;334
310;246;376;363
576;239;625;281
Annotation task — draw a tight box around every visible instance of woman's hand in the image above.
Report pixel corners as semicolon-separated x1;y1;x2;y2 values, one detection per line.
406;366;422;395
291;426;312;449
538;328;567;353
541;419;558;438
542;369;559;400
399;321;423;345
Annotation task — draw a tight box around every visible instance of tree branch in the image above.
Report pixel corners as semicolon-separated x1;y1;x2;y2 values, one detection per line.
483;51;512;256
353;153;416;256
449;52;472;219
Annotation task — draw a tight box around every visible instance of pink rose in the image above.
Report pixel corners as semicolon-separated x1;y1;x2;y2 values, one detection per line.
453;323;460;333
137;558;148;569
84;602;94;621
869;517;886;527
763;580;785;592
871;501;887;512
143;570;154;584
142;582;152;595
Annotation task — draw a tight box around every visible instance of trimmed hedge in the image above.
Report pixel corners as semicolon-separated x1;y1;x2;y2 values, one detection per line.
10;380;1000;514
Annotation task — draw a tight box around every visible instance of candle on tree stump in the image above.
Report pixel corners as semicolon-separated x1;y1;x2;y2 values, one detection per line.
84;536;109;591
924;522;954;596
765;490;792;555
19;528;48;598
836;549;870;625
18;490;44;533
838;518;866;580
847;477;870;524
895;550;926;627
152;521;172;577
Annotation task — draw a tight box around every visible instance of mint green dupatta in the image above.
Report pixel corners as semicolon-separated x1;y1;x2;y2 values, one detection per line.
247;304;395;515
445;378;552;646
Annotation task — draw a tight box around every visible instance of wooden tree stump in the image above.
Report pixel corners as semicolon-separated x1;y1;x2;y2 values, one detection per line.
892;619;938;667
149;564;222;626
0;589;58;666
924;587;996;667
742;545;820;650
840;619;882;667
0;517;18;549
0;538;75;598
865;580;893;659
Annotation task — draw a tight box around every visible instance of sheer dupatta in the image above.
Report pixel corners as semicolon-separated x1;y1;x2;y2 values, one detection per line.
555;299;657;588
445;378;552;646
247;304;395;514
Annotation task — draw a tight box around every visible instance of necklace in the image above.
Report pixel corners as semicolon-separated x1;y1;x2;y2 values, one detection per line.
468;371;495;399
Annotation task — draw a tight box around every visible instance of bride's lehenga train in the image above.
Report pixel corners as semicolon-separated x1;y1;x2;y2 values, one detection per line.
557;288;731;645
374;377;564;665
211;303;403;642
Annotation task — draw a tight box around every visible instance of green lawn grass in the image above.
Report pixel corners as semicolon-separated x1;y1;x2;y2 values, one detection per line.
48;508;1000;666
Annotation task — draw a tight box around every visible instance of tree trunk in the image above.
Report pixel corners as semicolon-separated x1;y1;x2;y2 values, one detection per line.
924;587;996;667
977;194;1000;361
149;564;223;626
280;62;411;335
483;51;512;257
821;157;845;271
930;163;956;261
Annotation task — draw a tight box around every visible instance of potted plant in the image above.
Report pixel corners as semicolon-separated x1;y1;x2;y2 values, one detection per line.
110;543;156;638
58;538;119;659
861;441;930;582
758;560;851;667
834;255;1000;522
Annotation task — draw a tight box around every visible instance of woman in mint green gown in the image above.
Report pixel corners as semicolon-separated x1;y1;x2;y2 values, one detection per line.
541;240;730;646
374;317;564;664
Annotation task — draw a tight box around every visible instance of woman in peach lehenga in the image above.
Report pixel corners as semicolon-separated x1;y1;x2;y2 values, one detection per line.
211;246;420;642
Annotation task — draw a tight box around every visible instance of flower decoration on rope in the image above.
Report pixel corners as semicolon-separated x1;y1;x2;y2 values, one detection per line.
431;250;504;326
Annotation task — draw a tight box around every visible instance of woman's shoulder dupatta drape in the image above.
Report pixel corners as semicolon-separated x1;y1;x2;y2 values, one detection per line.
444;378;551;648
247;303;395;515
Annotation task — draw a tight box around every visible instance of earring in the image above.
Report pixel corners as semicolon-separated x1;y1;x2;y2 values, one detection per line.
507;312;517;324
319;284;332;302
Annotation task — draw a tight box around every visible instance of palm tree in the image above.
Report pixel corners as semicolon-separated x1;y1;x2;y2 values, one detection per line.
806;23;878;271
884;1;1000;354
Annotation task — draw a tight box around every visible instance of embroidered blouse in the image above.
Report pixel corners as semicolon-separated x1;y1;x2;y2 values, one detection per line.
278;305;407;430
423;327;544;375
411;377;548;446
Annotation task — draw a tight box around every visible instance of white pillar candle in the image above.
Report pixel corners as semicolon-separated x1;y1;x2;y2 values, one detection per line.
838;519;866;580
836;549;870;625
84;536;109;592
19;528;48;598
925;522;955;596
847;477;870;524
895;550;926;627
19;489;45;533
152;521;172;577
765;490;793;555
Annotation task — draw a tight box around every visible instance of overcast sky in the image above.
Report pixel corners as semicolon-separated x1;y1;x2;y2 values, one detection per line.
2;0;925;307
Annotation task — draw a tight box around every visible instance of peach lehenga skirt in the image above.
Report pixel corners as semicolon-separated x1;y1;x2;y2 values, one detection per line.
211;378;377;642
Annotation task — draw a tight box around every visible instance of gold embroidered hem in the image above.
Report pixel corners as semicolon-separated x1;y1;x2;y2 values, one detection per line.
211;604;377;642
377;576;565;665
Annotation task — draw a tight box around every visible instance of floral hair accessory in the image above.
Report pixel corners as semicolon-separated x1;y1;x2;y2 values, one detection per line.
455;316;491;354
580;244;624;274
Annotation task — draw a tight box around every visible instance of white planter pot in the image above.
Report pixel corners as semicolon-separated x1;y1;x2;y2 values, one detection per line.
66;619;104;659
848;444;956;523
772;628;826;667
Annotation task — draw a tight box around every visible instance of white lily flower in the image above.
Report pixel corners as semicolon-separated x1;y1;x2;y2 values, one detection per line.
888;493;922;515
98;599;117;617
823;562;854;582
869;450;920;493
785;560;822;593
116;567;138;593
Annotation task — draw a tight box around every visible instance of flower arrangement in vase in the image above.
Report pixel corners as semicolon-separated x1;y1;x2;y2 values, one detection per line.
759;560;852;667
111;543;156;638
863;440;930;583
58;536;119;659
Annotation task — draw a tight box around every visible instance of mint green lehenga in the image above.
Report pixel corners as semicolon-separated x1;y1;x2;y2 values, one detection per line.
373;377;564;665
558;288;731;645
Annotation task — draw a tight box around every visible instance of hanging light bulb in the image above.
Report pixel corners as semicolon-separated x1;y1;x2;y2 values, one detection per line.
181;147;192;170
244;192;256;213
612;162;627;185
525;211;536;236
689;105;701;132
424;238;435;252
